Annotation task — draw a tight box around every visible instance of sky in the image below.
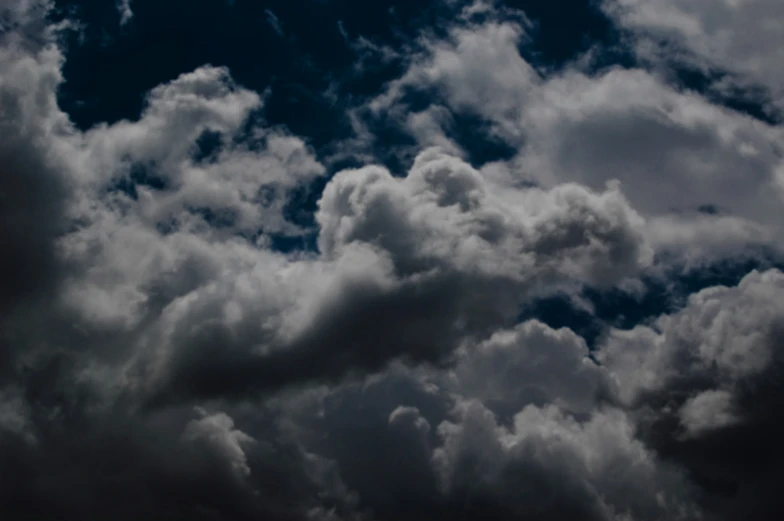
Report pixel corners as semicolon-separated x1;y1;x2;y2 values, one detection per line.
2;1;784;520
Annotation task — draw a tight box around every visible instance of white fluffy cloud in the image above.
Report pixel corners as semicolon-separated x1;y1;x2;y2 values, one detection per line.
318;148;649;286
603;0;784;109
371;18;537;143
366;12;784;264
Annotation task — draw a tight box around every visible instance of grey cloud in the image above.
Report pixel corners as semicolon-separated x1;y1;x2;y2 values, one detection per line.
79;65;322;238
678;389;739;437
517;69;784;240
182;408;256;479
0;6;80;376
318;149;649;286
603;0;784;110
138;147;649;405
368;16;536;147
599;269;784;519
5;2;784;521
0;6;352;519
117;0;133;26
450;320;612;419
363;13;784;264
260;316;699;521
600;269;784;403
432;400;697;521
0;394;356;521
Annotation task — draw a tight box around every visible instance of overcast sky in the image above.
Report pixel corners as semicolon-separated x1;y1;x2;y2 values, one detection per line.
2;1;784;520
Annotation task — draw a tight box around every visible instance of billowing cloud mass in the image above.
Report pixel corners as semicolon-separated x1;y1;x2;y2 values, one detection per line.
2;1;784;520
365;5;784;263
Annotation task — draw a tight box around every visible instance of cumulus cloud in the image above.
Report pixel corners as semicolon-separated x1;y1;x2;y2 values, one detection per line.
3;1;784;520
260;317;700;521
432;401;696;521
363;9;784;264
285;267;784;520
139;147;648;406
318;148;649;285
370;18;537;143
449;320;611;418
183;408;256;478
599;268;784;519
600;269;784;404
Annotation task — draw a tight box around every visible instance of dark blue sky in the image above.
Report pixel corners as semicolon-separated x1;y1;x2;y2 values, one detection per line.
53;0;618;145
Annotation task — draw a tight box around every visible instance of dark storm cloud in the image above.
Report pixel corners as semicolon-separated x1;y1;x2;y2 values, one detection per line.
0;4;355;519
0;111;66;312
0;3;76;382
264;320;698;521
599;268;784;520
0;390;358;521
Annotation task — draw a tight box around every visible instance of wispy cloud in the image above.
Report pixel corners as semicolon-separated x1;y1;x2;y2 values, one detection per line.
265;8;283;36
116;0;133;26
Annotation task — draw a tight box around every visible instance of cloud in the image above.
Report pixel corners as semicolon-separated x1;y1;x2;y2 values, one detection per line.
603;0;784;110
0;1;78;376
600;269;784;403
450;320;611;418
0;393;360;521
282;268;784;520
265;9;284;36
117;0;133;26
367;17;537;147
362;13;784;265
432;401;696;521
271;316;698;521
0;6;353;518
3;1;784;520
678;389;739;437
318;149;649;284
139;147;649;407
599;268;784;519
